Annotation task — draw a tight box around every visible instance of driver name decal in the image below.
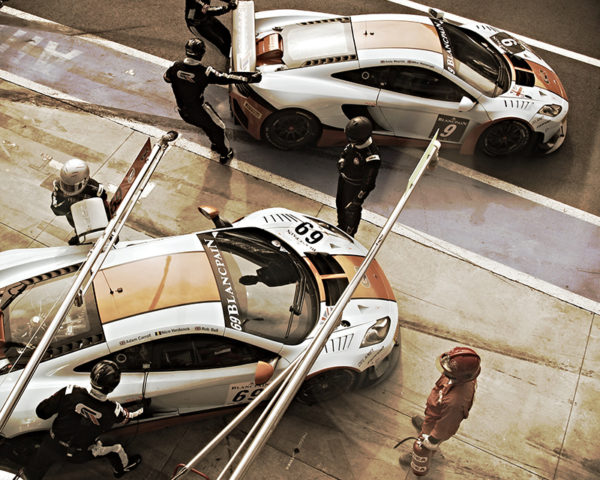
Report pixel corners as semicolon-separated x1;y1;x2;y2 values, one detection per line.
431;19;456;74
199;234;243;331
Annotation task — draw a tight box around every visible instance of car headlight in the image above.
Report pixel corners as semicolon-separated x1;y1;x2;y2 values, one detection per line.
360;316;391;348
537;104;562;117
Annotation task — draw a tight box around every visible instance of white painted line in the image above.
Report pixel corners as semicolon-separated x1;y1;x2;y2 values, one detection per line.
1;24;598;314
438;158;600;227
0;70;87;104
2;7;171;68
387;0;600;68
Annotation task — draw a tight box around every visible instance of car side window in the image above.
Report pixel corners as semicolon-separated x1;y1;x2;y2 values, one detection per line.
332;67;389;89
153;335;273;370
384;66;465;102
76;335;274;373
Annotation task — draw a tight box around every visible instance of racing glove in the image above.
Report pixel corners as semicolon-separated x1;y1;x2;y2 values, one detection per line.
249;72;262;83
420;434;440;450
228;0;238;10
337;158;345;171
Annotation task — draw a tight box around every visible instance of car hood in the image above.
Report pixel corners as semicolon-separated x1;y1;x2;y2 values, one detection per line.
462;22;567;100
233;208;367;257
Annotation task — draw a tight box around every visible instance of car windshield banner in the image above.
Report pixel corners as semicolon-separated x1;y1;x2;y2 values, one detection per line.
431;18;456;75
198;232;244;332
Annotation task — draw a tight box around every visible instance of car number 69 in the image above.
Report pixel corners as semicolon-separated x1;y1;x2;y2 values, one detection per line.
232;388;264;403
295;221;323;244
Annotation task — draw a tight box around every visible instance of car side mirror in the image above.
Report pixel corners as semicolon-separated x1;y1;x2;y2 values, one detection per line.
254;360;275;385
198;205;233;228
458;96;476;112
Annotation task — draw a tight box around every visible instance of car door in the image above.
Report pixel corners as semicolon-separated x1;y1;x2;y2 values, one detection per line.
142;334;278;414
330;66;394;134
375;65;488;143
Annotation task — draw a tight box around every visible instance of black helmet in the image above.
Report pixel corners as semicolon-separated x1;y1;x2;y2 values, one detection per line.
185;38;206;60
345;116;372;144
90;360;121;394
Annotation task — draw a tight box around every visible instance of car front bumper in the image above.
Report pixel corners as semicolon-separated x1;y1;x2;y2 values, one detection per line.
354;342;399;389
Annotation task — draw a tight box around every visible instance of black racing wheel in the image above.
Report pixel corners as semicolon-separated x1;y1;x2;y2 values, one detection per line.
263;109;321;150
296;369;356;404
477;120;532;156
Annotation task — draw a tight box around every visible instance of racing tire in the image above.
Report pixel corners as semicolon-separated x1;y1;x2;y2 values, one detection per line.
477;120;532;157
262;109;321;150
296;369;356;405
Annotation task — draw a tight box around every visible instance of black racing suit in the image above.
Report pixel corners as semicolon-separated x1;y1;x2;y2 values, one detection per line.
50;178;109;228
25;385;142;479
185;0;235;57
164;58;258;155
336;138;381;236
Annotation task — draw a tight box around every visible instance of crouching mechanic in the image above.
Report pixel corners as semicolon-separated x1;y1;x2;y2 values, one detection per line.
400;346;481;475
336;116;381;237
51;158;110;245
164;38;261;164
25;360;144;479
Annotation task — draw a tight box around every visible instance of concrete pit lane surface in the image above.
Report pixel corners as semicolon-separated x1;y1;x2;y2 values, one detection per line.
0;2;599;480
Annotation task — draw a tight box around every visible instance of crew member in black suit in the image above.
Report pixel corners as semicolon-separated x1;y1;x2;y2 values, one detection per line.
336;117;381;237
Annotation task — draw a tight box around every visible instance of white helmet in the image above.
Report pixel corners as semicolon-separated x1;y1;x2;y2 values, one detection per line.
59;158;90;196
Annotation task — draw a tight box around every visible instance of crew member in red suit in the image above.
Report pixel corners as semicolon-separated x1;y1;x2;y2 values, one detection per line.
400;346;481;471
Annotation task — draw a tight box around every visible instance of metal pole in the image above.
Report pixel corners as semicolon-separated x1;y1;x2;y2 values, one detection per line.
228;134;441;480
171;352;306;480
0;131;178;433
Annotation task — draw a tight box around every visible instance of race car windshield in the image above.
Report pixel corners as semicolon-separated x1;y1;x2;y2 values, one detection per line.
443;23;510;96
205;230;319;344
0;270;101;372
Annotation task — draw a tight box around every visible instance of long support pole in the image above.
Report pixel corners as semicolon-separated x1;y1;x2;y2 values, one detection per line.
228;134;441;480
0;131;178;433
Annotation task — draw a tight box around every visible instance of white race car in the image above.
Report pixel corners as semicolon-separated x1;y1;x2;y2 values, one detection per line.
0;207;398;449
230;3;568;156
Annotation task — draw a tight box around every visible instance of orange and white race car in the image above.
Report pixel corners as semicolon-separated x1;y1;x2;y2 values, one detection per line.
0;207;398;447
230;3;568;156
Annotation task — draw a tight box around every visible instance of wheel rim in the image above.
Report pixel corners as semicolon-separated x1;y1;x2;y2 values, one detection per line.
300;370;354;403
272;116;311;144
482;121;530;156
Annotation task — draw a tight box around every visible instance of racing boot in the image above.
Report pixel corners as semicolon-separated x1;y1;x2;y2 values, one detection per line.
412;415;424;432
219;148;234;165
113;454;142;478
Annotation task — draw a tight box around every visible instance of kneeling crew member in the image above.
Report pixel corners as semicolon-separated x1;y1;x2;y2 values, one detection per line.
164;38;261;164
50;158;109;245
25;360;144;479
336;116;381;237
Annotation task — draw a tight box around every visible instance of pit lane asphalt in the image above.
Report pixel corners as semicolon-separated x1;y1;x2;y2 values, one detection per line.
0;6;599;480
0;6;598;308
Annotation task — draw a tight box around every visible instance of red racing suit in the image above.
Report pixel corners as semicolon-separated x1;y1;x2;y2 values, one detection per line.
420;374;476;442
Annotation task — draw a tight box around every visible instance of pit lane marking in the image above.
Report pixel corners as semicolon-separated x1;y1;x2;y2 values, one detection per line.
388;0;600;68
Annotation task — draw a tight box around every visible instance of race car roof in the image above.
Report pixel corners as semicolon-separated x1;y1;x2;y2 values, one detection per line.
279;15;442;69
94;251;219;324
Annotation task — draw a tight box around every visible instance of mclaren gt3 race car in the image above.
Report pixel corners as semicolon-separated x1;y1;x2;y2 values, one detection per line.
230;3;568;156
0;207;398;447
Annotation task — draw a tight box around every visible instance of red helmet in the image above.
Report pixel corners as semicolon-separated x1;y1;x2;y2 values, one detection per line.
437;347;481;382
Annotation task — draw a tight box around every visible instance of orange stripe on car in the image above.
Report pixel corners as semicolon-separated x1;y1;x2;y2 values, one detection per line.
525;60;568;100
304;254;395;302
94;252;219;324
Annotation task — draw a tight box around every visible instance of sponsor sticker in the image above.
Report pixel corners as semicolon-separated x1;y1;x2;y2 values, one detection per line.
199;233;244;332
431;19;456;74
430;115;469;142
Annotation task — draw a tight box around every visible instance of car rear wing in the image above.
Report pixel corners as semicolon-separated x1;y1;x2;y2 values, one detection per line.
232;0;256;72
